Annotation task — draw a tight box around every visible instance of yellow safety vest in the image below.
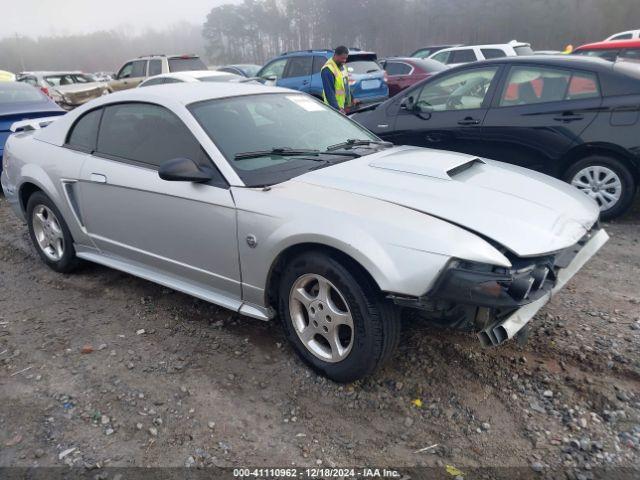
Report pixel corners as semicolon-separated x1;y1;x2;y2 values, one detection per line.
322;58;349;109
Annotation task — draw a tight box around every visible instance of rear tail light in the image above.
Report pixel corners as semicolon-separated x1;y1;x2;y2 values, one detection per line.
40;87;50;97
348;78;356;86
383;71;388;83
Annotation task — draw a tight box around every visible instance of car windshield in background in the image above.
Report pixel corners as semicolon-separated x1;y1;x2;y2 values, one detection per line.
200;75;239;83
413;48;439;58
514;45;534;55
189;93;378;186
414;59;449;73
0;83;47;104
239;65;260;76
168;57;207;72
347;60;382;74
574;49;619;61
74;74;95;83
45;75;74;86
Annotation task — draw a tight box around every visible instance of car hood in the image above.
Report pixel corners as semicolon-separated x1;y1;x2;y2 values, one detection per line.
294;146;599;257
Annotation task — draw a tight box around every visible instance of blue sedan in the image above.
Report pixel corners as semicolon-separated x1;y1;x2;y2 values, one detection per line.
1;82;65;172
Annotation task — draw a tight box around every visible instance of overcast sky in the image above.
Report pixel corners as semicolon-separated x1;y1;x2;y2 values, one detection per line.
2;0;238;38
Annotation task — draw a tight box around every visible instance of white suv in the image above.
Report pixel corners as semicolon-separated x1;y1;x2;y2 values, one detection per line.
605;30;640;41
429;41;533;67
108;54;207;92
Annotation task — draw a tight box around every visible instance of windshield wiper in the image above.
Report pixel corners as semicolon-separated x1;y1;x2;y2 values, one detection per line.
326;139;393;152
235;147;320;160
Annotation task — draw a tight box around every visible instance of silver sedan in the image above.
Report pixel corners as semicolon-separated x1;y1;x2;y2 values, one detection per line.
1;83;607;381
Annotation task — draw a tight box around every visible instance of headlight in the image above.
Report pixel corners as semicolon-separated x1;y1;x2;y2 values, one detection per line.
429;258;555;308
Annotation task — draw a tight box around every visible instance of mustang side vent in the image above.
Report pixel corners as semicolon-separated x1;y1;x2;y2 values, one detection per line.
446;158;485;178
62;181;85;229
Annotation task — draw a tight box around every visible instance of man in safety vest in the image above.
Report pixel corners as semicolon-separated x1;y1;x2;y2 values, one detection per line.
321;46;358;114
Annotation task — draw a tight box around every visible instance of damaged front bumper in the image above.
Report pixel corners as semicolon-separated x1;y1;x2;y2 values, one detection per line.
478;228;608;346
393;227;609;347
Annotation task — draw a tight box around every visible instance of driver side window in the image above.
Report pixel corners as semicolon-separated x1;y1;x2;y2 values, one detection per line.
259;59;287;79
415;67;499;112
118;62;133;79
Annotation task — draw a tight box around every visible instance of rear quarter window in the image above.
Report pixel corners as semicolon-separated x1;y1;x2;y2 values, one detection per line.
481;48;507;59
67;108;103;152
168;57;207;72
450;49;477;64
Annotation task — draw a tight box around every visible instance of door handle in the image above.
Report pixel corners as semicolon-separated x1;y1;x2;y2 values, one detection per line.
457;117;480;126
90;173;107;183
553;113;584;122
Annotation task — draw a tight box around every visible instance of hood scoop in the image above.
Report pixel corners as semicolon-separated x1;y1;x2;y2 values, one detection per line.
369;149;485;180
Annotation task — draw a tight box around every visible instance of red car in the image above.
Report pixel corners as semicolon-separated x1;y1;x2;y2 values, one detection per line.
380;57;448;96
573;40;640;62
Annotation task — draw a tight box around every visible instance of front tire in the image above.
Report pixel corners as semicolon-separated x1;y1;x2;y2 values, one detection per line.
26;191;80;273
278;251;400;382
564;155;636;220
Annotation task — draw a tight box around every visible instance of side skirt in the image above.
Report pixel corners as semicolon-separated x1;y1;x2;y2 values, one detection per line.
75;245;273;321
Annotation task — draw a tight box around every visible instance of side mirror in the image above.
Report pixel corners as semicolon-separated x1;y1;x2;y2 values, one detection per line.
158;158;213;183
263;75;278;85
400;96;415;111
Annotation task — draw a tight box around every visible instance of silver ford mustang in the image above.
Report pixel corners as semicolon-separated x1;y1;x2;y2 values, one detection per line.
1;83;608;382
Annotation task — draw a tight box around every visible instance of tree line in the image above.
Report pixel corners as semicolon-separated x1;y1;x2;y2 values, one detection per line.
202;0;640;63
1;0;639;73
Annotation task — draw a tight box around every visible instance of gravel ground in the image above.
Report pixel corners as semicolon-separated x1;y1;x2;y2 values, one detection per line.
0;195;638;477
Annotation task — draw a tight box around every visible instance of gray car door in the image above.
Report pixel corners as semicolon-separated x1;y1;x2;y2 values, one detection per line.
73;102;242;307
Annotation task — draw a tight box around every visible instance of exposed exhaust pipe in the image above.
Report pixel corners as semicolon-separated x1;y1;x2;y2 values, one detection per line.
477;295;548;347
477;325;500;347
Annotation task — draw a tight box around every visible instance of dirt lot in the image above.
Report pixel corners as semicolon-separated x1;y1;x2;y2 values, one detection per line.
0;195;639;476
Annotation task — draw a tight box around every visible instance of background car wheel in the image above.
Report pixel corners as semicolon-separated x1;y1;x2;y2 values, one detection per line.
278;250;400;383
26;191;80;273
564;155;636;221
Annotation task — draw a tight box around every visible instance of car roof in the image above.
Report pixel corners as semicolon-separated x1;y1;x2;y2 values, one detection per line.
148;70;239;81
278;49;377;57
19;71;84;76
457;55;616;71
225;64;261;68
413;45;461;50
576;39;640;50
90;81;286;106
134;53;200;59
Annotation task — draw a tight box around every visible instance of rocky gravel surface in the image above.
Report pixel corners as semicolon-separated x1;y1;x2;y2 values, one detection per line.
0;197;639;477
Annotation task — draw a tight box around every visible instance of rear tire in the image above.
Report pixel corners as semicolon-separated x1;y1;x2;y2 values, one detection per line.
278;250;400;382
564;155;636;220
26;192;80;273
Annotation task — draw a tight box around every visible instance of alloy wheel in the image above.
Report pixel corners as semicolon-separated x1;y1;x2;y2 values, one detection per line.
289;273;354;363
32;205;65;261
571;165;622;212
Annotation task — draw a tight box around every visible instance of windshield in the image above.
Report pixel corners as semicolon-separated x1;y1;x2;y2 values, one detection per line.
239;65;260;76
168;57;207;72
189;93;378;186
0;83;48;104
412;48;439;58
45;74;80;86
514;45;534;56
347;60;382;74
